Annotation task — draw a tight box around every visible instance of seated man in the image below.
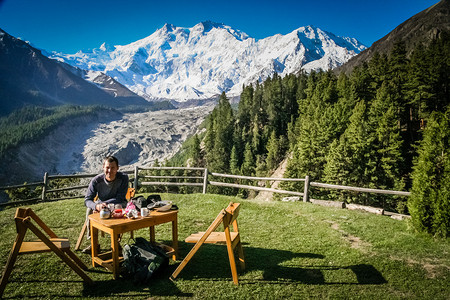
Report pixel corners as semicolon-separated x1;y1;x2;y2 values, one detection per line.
82;155;129;254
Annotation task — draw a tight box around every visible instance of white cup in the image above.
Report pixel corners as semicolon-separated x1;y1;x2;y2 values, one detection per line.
140;207;149;217
108;204;115;212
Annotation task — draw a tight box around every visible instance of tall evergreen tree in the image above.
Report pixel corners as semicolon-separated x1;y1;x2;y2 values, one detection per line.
208;92;234;172
237;85;253;132
408;109;450;237
204;113;216;164
266;130;280;171
425;32;450;114
241;142;255;176
368;82;404;188
230;145;240;175
323;100;376;203
189;134;202;167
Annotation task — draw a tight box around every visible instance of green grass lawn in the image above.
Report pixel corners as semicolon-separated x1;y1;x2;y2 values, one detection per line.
0;193;449;299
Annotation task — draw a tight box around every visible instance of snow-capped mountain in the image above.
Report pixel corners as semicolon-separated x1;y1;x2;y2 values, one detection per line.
49;21;366;102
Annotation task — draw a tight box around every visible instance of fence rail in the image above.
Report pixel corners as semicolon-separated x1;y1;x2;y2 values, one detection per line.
0;166;411;211
310;182;411;196
0;181;44;191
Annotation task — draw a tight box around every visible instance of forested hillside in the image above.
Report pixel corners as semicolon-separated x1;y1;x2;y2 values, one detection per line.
0;105;119;159
182;34;449;235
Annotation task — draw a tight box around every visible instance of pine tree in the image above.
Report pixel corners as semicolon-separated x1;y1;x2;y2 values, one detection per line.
388;42;414;172
230;145;240;175
408;109;450;237
407;43;433;121
323;100;376;203
251;115;262;154
323;137;353;201
241;143;255;176
283;73;299;123
425;33;450;114
189;134;202;167
369;83;404;181
286;115;297;151
255;154;267;177
206;92;234;172
204;114;215;164
350;63;374;102
266;130;279;171
368;51;388;92
237;85;253;132
265;73;284;136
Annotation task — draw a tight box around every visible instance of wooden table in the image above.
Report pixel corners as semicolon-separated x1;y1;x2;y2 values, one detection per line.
89;210;178;279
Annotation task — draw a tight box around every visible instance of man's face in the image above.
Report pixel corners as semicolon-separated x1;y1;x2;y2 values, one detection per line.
103;160;118;181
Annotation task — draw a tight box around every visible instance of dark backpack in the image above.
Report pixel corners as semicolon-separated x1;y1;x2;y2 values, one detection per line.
132;194;162;210
121;237;169;284
131;196;147;210
147;194;162;203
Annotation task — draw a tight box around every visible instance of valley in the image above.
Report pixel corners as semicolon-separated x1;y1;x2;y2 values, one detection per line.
1;105;214;185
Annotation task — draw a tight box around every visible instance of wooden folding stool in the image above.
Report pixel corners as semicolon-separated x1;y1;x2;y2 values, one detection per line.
170;202;245;285
0;208;93;298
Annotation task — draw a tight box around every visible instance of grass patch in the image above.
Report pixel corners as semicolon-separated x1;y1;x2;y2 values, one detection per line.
0;194;449;299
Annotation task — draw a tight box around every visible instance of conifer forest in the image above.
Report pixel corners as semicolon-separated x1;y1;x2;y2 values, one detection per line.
188;35;450;237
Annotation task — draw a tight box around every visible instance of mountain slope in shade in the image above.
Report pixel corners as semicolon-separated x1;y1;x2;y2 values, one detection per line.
0;28;150;116
337;0;450;74
49;21;366;102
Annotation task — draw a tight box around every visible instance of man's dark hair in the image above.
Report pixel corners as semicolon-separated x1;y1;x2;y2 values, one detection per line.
104;156;119;166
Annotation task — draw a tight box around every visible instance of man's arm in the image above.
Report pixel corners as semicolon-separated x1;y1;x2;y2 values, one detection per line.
84;178;98;211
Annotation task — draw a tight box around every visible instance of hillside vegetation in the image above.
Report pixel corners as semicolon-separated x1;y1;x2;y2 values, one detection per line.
0;105;120;159
0;101;174;161
180;34;450;236
0;194;448;299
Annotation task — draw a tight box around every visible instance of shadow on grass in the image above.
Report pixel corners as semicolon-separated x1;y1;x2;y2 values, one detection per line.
171;243;387;285
2;277;192;299
81;276;193;298
1;244;386;298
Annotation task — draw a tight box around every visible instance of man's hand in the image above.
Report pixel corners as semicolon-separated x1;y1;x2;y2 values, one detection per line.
95;203;106;212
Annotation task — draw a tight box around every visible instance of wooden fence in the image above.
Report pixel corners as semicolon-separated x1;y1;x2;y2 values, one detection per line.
0;167;411;212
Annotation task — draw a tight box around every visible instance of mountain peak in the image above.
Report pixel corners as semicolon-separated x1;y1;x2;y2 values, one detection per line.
99;42;114;52
190;21;249;41
198;20;224;32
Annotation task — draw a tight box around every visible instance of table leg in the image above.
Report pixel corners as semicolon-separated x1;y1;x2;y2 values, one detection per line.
111;231;120;280
172;218;178;260
149;226;155;243
90;225;99;267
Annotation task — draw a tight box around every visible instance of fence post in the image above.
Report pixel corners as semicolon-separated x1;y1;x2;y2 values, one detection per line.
303;175;310;202
202;168;208;194
41;172;48;201
134;166;139;189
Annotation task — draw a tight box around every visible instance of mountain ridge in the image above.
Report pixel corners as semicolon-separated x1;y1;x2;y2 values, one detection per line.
0;28;154;116
49;22;366;102
337;0;450;73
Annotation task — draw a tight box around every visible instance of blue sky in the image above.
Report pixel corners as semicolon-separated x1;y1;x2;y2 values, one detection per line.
0;0;439;53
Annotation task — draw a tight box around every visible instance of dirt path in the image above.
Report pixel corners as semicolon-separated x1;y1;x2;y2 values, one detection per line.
253;156;290;201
